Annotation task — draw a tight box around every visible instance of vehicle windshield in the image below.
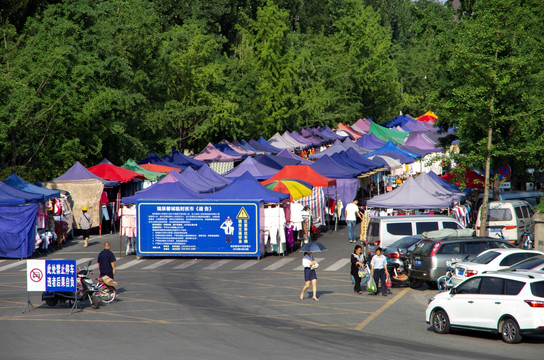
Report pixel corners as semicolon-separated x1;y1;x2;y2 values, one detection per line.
472;251;500;264
530;281;544;298
389;236;422;249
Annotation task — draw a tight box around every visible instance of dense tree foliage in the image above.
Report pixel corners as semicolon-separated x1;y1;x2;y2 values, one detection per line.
1;0;542;182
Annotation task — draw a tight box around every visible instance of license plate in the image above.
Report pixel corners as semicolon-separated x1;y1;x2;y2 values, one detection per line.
415;260;422;266
489;228;500;232
457;268;464;276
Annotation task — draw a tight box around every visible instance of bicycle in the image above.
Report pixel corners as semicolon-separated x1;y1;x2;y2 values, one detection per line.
519;226;534;249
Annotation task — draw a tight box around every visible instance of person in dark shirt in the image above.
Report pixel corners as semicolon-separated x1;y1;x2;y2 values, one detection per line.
97;242;116;279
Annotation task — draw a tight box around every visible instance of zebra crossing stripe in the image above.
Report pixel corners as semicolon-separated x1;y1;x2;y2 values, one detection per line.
263;258;294;271
202;259;231;270
324;258;350;271
142;259;174;270
172;260;201;270
116;259;141;270
232;260;259;270
293;258;324;271
18;258;65;272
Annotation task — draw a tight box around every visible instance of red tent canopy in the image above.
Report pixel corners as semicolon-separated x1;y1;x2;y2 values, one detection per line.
140;163;182;174
416;110;438;122
262;165;336;187
88;163;146;182
337;123;363;140
441;168;486;188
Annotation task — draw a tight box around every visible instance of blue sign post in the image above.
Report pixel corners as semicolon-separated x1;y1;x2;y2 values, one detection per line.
137;200;262;257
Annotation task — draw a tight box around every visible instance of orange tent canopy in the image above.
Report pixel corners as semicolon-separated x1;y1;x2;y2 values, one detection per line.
88;163;146;182
416;110;438;122
337;122;363;140
262;165;336;187
140;163;182;174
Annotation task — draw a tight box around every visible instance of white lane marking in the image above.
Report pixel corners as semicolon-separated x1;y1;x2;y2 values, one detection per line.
116;259;142;270
293;258;324;271
142;259;174;270
233;260;259;270
172;260;201;270
324;258;350;271
263;258;295;271
202;260;231;270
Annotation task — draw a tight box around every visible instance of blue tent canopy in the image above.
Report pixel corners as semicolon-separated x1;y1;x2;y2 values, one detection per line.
4;173;60;201
276;149;313;165
164;148;206;170
205;172;289;203
214;143;246;159
309;139;346;159
139;152;184;170
330;151;377;174
318;125;348;141
239;140;268;154
0;203;39;258
0;181;43;203
310;155;358;179
354;134;387;150
364;141;420;164
122;179;201;203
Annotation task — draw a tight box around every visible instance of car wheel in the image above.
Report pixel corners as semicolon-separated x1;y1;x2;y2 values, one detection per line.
500;318;522;344
409;277;423;289
432;309;450;334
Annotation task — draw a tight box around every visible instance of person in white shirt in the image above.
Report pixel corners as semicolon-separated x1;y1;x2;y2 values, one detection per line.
370;247;389;296
345;199;362;243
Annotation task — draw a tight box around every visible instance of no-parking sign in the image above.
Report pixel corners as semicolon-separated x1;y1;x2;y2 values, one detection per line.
26;260;77;292
497;163;511;181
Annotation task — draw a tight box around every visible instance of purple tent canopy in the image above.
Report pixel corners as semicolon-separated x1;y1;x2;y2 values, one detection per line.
367;177;452;209
355;134;387;150
239;139;268;154
415;172;465;202
194;143;243;162
205;172;289;203
223;157;279;180
256;137;282;154
180;166;227;192
289;131;317;147
352;118;371;133
310;155;359;178
318;125;348;140
276;149;313;165
268;133;299;151
305;127;333;143
220;140;256;157
54;161;120;186
197;164;232;186
330;151;378;173
247;139;277;154
214;143;246;159
0;182;27;205
309;139;346;159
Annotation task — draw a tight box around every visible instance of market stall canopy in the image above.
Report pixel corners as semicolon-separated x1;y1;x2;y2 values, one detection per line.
289;131;318;147
309;139;347;159
264;179;313;201
0;183;27;205
239;139;268;154
310;155;360;179
300;128;328;146
337;123;363;140
318;125;348;141
54;161;120;187
160;170;216;194
441;168;486;189
121;159;166;182
382;115;432;132
416;110;438;122
330;150;381;173
181;166;228;190
268;133;299;151
415;171;466;202
140;163;182;174
194;143;243;162
367;177;452;209
213;143;246;159
366;154;402;169
219;139;256;157
352;118;372;134
205;172;289;203
276;149;313;165
281;132;310;149
139;152;184;170
88;163;146;183
365;141;420;164
197;164;232;186
262;165;336;187
368;121;407;145
122;180;201;203
164;148;206;170
354;133;387;150
251;137;282;155
223;156;279;180
4;173;60;201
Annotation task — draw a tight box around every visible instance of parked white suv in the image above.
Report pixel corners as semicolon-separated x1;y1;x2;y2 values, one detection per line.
426;271;544;343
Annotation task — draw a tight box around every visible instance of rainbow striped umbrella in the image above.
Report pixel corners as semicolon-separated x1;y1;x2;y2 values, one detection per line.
264;179;313;200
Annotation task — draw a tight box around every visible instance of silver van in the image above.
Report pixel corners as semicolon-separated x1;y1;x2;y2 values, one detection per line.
475;199;534;244
365;215;464;248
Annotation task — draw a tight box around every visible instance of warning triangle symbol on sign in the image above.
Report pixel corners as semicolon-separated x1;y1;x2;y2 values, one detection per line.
236;207;250;219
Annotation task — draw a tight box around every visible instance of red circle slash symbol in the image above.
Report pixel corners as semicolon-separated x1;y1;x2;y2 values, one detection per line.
30;268;43;282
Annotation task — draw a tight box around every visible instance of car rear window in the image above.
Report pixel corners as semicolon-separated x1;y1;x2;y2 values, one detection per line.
462;241;488;255
487;208;512;221
505;279;525;295
415;222;439;234
530;281;544;298
387;223;412;236
473;251;500;264
413;241;434;256
510;256;544;270
443;221;462;230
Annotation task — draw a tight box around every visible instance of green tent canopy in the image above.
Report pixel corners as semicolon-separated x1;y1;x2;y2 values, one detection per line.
121;158;166;182
369;122;407;145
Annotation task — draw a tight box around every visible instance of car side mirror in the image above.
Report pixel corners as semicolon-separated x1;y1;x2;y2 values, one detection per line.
463;255;470;261
449;287;456;295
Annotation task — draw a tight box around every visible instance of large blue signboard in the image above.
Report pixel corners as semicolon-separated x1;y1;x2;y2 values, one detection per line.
137;200;262;257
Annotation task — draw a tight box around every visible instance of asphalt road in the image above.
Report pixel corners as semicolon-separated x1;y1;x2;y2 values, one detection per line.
1;227;543;360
